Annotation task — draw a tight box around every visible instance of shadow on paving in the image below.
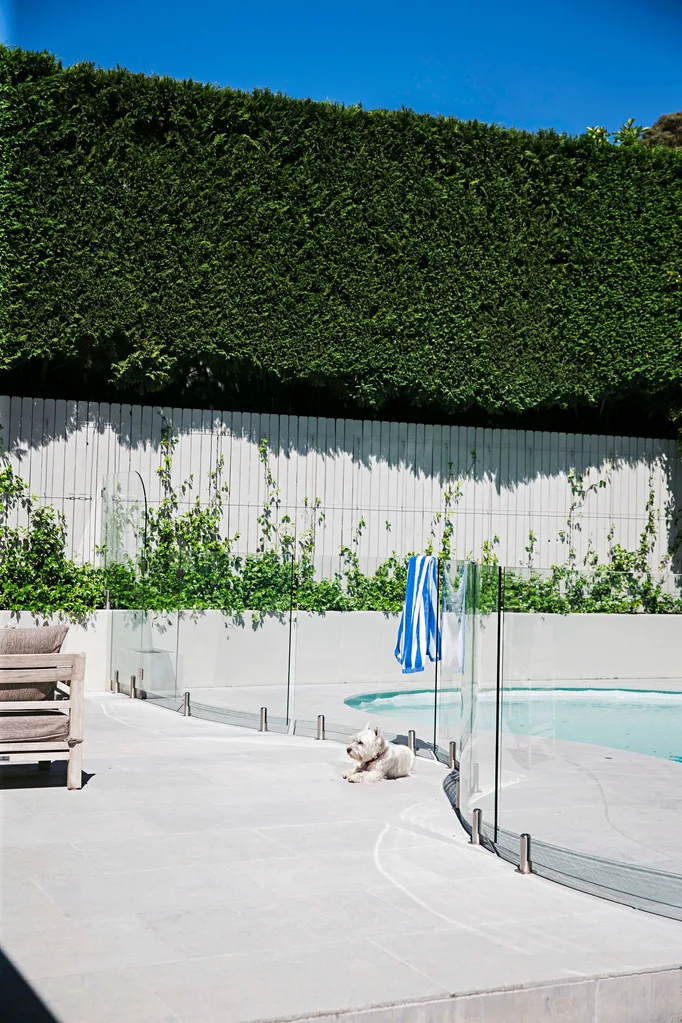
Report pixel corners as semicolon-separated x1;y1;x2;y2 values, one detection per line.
0;760;94;790
0;947;58;1023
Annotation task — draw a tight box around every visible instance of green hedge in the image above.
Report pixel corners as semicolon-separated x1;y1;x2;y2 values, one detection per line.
1;45;682;423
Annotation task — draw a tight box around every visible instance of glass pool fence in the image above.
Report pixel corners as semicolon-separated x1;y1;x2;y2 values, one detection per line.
100;477;682;917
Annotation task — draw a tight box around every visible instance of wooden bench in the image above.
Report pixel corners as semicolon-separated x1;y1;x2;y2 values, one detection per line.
0;652;85;789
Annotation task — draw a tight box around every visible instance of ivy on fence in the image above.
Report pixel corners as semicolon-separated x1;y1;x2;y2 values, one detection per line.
0;430;680;618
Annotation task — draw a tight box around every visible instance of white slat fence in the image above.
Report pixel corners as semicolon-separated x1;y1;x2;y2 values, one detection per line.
0;396;679;573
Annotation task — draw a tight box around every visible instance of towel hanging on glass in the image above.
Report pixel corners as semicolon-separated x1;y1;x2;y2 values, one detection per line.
394;555;441;674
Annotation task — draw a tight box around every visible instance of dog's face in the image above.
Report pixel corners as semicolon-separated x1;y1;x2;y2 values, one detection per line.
347;723;385;763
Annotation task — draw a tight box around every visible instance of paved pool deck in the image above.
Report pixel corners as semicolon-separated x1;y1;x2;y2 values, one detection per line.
2;694;682;1023
187;682;682;874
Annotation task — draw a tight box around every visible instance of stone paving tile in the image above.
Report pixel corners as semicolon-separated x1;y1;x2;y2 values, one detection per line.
134;938;448;1023
0;841;104;884
141;889;431;959
0;810;163;847
37;967;180;1023
35;860;270;919
370;925;597;994
256;820;443;857
74;826;287;873
137;798;340;834
6;914;180;980
483;906;682;965
367;872;608;928
241;849;449;897
0;879;69;931
2;776;236;814
0;800;33;822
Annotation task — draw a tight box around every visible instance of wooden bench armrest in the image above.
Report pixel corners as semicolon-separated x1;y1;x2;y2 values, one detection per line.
0;653;82;669
68;654;85;743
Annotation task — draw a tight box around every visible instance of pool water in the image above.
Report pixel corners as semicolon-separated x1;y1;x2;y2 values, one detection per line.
345;688;682;762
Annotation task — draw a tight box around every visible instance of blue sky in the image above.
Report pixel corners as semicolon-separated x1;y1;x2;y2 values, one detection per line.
3;0;681;135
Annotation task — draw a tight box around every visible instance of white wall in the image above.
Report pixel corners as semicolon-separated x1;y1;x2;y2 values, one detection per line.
498;612;682;689
106;611;408;695
2;610;680;694
1;396;679;572
471;612;682;690
100;610;682;695
175;611;408;690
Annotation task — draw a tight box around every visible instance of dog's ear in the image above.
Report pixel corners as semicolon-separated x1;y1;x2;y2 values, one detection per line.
365;721;372;731
374;725;381;736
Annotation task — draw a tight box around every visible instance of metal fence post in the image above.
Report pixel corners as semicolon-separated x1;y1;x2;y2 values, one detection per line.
408;730;416;754
130;675;136;699
518;833;532;874
317;715;325;740
183;691;190;717
471;808;482;846
259;707;268;732
449;741;457;769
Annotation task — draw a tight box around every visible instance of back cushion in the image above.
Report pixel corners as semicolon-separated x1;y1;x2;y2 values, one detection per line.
0;625;69;655
0;625;69;701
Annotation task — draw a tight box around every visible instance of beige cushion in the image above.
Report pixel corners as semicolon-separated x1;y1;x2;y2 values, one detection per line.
0;625;69;702
0;625;68;655
0;711;70;743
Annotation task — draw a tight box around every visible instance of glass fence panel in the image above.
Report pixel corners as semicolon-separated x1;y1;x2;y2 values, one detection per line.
449;563;500;836
436;556;465;831
101;471;147;579
102;472;147;697
174;553;296;732
490;828;682;921
498;566;558;844
141;611;180;709
437;559;466;763
108;612;179;708
109;610;143;698
498;567;682;909
291;555;424;746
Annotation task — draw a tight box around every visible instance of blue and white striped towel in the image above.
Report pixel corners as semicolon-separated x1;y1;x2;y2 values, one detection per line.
394;555;441;673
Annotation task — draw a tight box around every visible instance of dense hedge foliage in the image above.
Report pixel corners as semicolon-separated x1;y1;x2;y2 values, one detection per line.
1;45;681;425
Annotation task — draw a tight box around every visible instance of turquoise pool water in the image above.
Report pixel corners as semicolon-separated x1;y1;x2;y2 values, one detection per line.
345;688;682;762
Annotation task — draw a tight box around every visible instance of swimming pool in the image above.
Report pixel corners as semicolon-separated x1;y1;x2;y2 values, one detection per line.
345;688;682;762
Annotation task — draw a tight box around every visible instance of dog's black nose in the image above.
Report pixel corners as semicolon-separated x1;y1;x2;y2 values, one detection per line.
346;747;352;754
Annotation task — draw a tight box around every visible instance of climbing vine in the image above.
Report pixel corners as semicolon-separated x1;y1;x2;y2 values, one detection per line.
0;431;679;616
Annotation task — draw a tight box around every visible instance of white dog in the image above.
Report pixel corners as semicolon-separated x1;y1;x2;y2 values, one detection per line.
343;723;415;783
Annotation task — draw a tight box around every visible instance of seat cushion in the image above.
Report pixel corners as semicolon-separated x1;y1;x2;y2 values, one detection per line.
0;625;69;702
0;711;70;743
